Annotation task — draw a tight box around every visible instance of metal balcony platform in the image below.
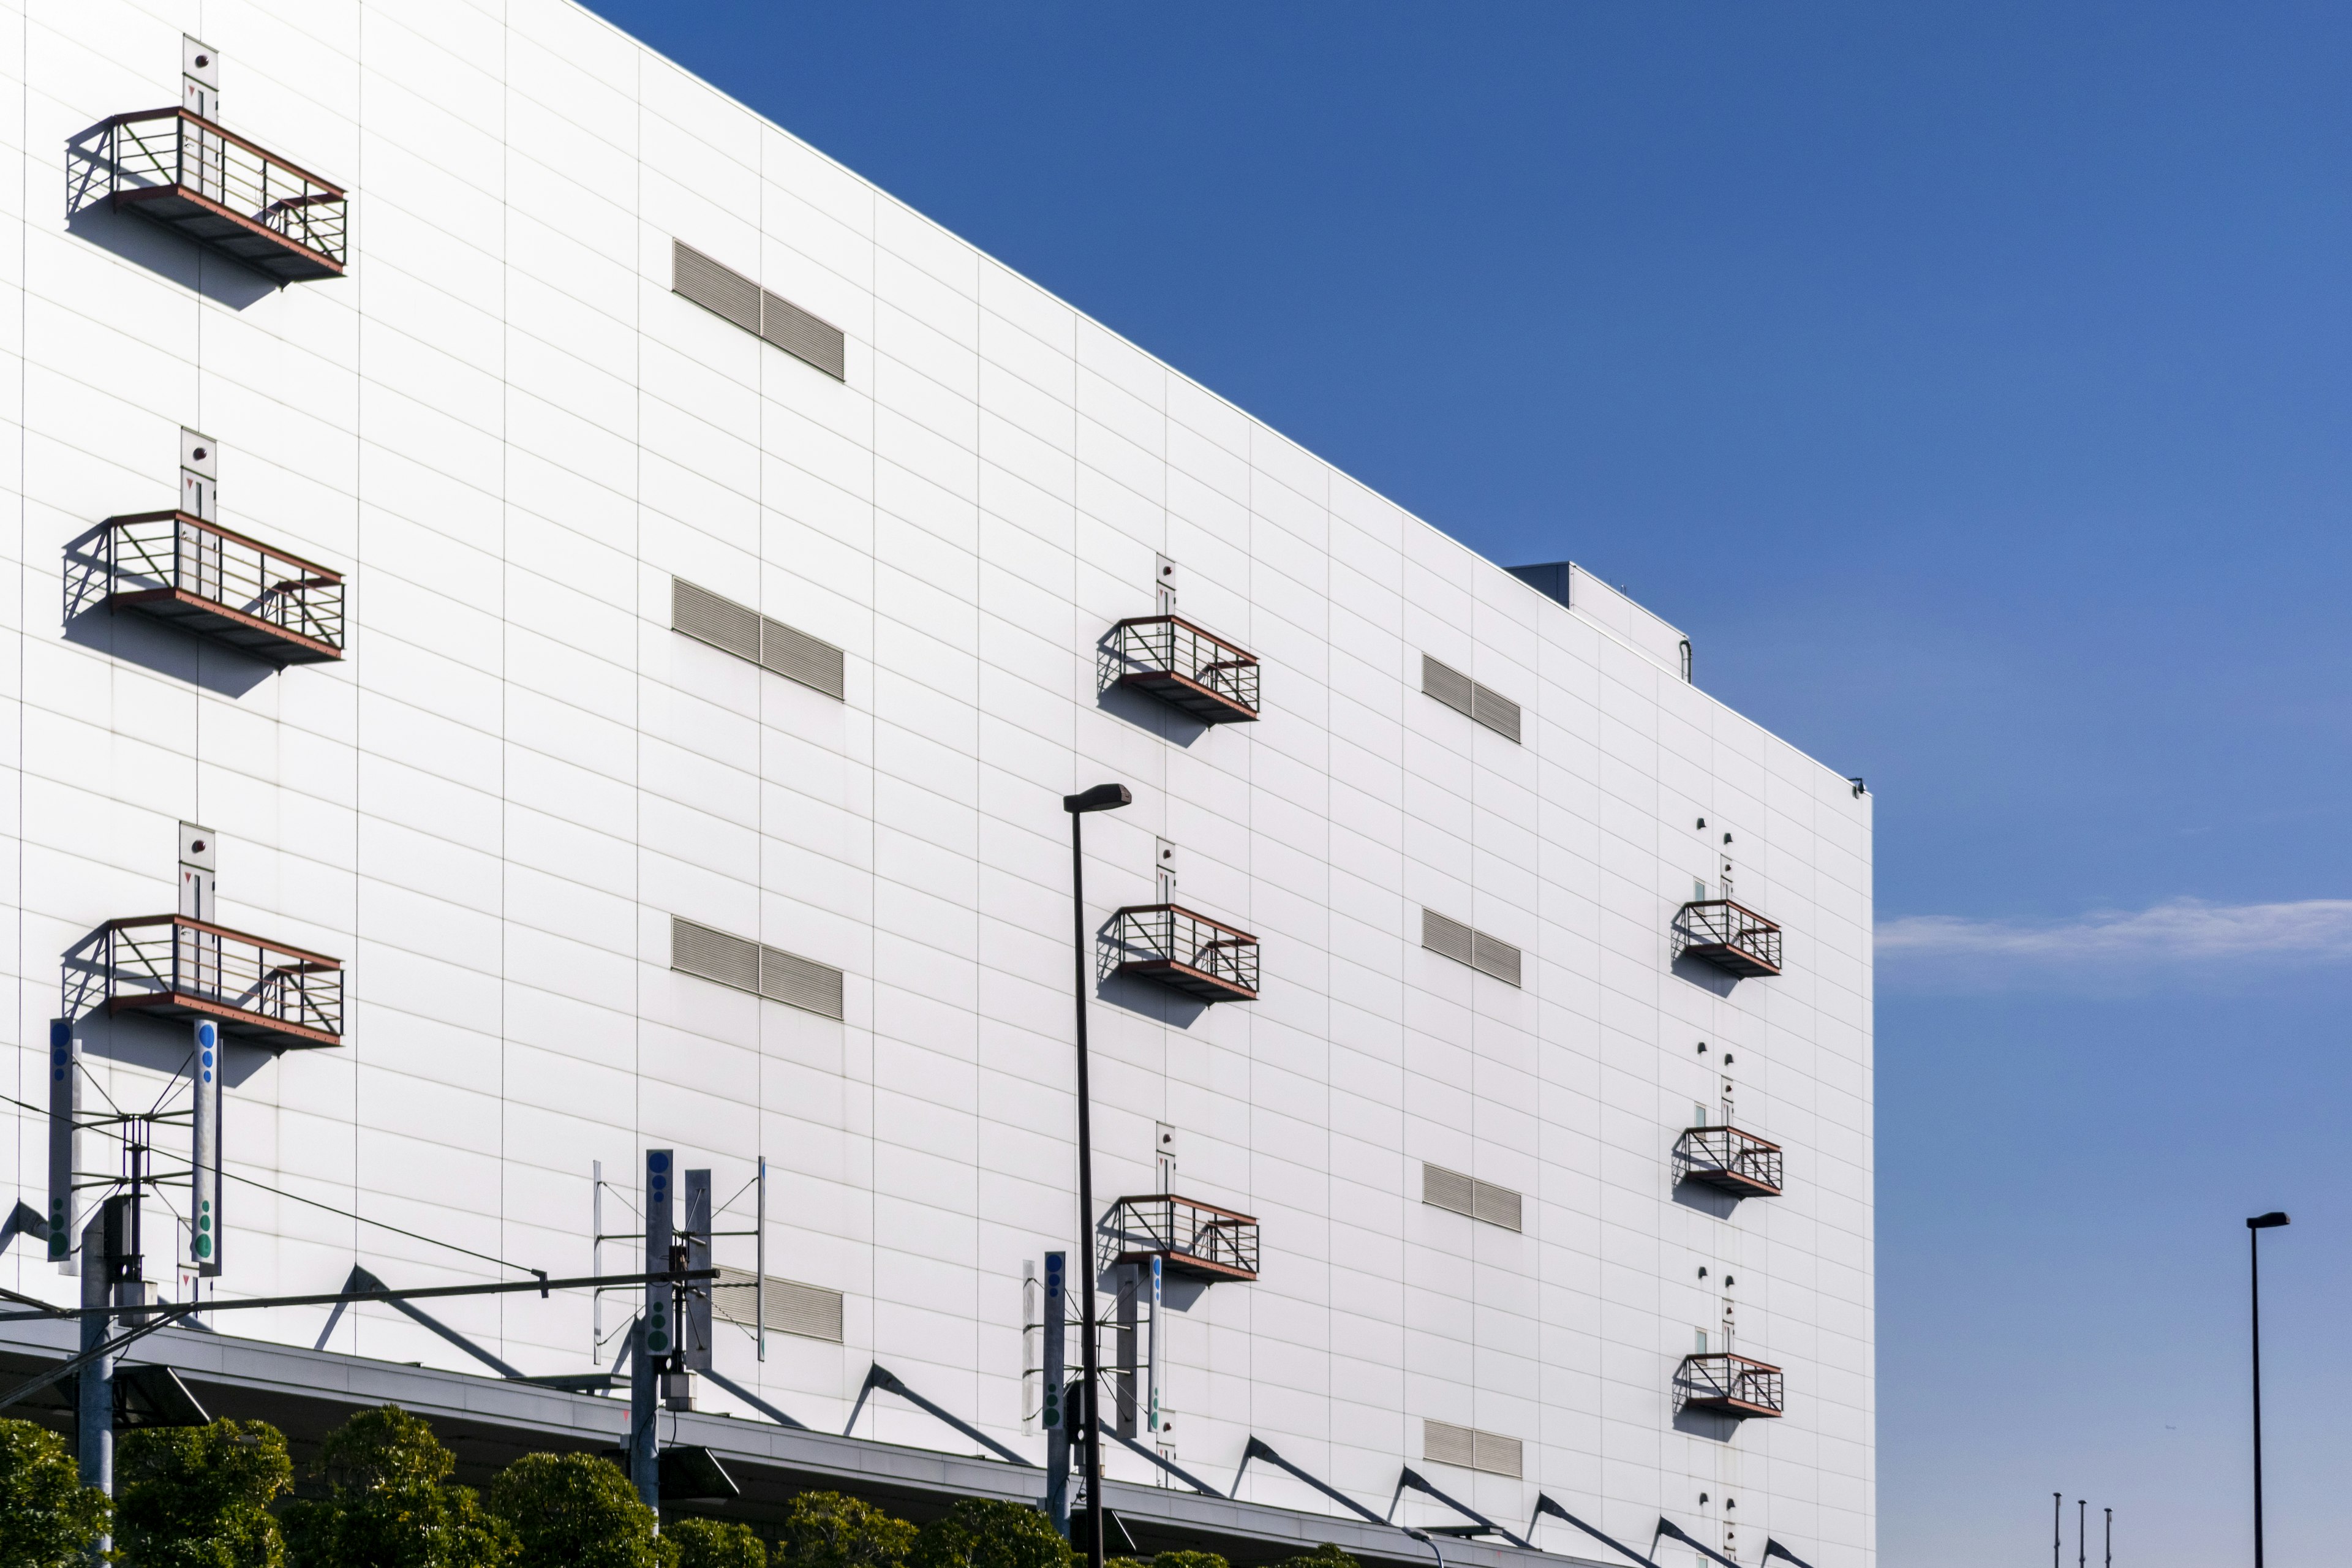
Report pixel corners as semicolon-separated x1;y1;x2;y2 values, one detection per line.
1674;899;1783;976
1109;616;1261;724
1677;1353;1784;1419
74;915;343;1050
1675;1125;1784;1199
93;511;343;664
1102;1194;1261;1283
1107;904;1260;1002
97;108;346;283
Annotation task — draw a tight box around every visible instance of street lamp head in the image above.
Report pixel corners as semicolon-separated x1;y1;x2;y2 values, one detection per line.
1063;783;1132;815
2248;1212;2290;1230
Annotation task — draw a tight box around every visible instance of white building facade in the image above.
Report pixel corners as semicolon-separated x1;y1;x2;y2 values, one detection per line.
0;4;1874;1566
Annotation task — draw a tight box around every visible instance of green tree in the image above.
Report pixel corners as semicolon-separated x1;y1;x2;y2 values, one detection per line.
771;1492;914;1568
1268;1548;1357;1568
905;1499;1072;1568
665;1518;766;1568
1148;1554;1227;1568
484;1453;671;1568
282;1405;516;1568
115;1418;293;1568
0;1417;111;1568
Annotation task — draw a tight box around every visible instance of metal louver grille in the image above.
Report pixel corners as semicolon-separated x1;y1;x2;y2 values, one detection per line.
760;944;845;1020
761;289;847;381
1472;685;1523;743
712;1265;845;1342
671;918;758;993
673;578;760;662
1422;1419;1523;1478
1471;930;1523;987
1472;1430;1524;1479
1421;1163;1476;1217
673;240;761;334
1422;655;1475;718
1422;1419;1476;1469
1470;1178;1524;1232
1421;909;1475;967
760;616;846;700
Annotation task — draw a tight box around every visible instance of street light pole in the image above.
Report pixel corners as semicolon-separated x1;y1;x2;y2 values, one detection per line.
2246;1211;2288;1568
1064;783;1131;1568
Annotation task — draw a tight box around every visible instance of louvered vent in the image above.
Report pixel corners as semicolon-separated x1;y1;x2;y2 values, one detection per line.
671;578;845;701
760;944;845;1020
673;578;761;662
1471;684;1522;743
761;616;846;699
1471;930;1523;987
673;240;761;334
1423;909;1522;987
712;1265;845;1342
1422;1419;1475;1469
673;916;845;1020
1422;655;1475;718
761;289;847;380
1470;1178;1524;1231
1423;1163;1523;1232
671;917;758;993
1421;909;1475;967
1422;1163;1476;1217
1422;1420;1523;1479
1422;655;1523;744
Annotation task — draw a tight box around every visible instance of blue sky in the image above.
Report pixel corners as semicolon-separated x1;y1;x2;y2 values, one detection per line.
577;4;2352;1560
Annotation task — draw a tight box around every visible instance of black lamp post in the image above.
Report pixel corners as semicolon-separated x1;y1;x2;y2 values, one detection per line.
1063;782;1130;1568
2247;1210;2288;1568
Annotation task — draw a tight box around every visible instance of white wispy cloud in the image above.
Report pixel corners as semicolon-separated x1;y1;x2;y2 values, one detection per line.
1877;897;2352;985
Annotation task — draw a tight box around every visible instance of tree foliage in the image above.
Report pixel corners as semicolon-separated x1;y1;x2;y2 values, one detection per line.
0;1417;111;1568
115;1419;293;1568
484;1452;671;1568
282;1405;515;1568
665;1518;767;1568
905;1499;1072;1568
1144;1554;1227;1568
1268;1547;1358;1568
770;1491;914;1568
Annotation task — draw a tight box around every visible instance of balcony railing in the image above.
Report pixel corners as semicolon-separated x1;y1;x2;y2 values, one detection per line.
92;108;346;282
1106;616;1261;724
1677;1353;1784;1419
67;916;342;1050
1101;1194;1261;1283
1104;904;1259;1003
1674;899;1782;977
1676;1125;1784;1199
77;511;344;663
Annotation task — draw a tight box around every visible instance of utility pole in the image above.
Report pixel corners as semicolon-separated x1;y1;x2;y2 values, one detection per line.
2103;1507;2111;1568
1043;1251;1069;1536
2052;1493;2060;1568
77;1208;114;1559
2077;1499;2086;1568
630;1148;675;1512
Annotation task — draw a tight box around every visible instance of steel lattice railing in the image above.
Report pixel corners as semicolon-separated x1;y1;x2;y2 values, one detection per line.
1676;1125;1785;1195
1674;899;1783;973
1109;616;1261;718
104;108;347;265
100;511;344;651
1678;1352;1785;1416
92;916;343;1041
1105;903;1261;998
1101;1194;1261;1281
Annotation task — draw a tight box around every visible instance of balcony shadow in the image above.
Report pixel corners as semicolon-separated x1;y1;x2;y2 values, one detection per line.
1093;633;1212;748
1670;1178;1740;1219
63;530;276;698
1670;1405;1741;1443
1670;951;1739;996
65;120;279;309
1090;910;1214;1028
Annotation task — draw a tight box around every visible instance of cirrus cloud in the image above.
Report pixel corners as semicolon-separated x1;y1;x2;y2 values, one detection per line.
1876;897;2352;989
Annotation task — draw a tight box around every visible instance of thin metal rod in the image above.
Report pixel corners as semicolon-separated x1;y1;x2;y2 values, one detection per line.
1072;808;1104;1568
756;1154;767;1363
2252;1227;2265;1568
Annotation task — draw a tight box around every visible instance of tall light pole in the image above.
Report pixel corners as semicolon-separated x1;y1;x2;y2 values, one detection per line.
1064;782;1131;1568
2247;1211;2289;1568
2077;1499;2086;1568
2103;1507;2111;1568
